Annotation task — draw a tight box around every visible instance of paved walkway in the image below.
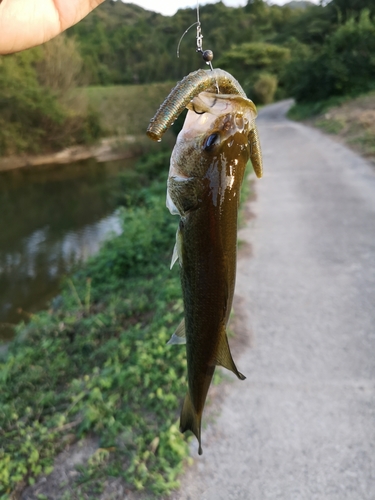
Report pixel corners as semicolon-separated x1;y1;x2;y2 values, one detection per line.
176;100;375;500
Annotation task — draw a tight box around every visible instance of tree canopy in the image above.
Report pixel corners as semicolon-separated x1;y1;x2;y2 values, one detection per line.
1;0;375;155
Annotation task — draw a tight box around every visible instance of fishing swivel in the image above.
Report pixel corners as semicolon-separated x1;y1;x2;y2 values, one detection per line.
196;23;214;65
176;1;214;71
175;1;218;91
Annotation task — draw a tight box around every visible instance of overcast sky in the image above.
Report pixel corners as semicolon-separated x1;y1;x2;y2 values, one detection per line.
127;0;319;17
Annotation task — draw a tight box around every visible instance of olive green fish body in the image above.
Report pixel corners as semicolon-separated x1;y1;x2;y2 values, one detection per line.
177;155;244;454
167;93;255;453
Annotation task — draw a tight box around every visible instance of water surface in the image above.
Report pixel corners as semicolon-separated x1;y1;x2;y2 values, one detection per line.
0;157;137;341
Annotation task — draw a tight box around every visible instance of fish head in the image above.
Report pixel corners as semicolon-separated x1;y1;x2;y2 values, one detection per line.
170;92;257;178
167;92;258;212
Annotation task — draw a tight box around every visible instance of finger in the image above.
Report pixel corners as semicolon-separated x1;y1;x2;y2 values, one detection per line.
0;0;105;54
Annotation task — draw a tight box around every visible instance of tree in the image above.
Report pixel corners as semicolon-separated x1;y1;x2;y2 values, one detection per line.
284;9;375;102
217;42;291;99
0;36;101;156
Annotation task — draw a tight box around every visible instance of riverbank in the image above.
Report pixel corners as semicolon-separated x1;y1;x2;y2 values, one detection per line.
0;151;190;499
0;81;175;173
0;137;140;173
0;154;150;343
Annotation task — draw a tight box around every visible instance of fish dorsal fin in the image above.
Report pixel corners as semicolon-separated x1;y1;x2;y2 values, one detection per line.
213;331;246;380
167;318;186;345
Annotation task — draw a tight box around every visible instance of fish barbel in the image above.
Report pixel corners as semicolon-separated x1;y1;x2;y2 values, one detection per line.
166;91;258;454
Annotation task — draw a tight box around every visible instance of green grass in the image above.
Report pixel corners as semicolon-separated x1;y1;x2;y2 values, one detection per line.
0;151;190;498
314;118;345;134
349;131;375;156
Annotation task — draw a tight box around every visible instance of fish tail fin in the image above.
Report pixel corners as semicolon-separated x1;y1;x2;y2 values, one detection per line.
180;391;203;455
214;329;246;380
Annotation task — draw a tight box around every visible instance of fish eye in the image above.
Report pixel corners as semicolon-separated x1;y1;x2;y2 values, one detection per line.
204;133;219;151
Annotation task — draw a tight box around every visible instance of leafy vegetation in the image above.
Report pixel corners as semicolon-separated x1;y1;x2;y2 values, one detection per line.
81;82;175;138
253;73;278;104
0;151;191;498
287;95;352;120
217;42;290;100
2;0;375;157
0;151;254;498
0;36;102;157
2;0;374;495
66;0;375;107
283;8;375;103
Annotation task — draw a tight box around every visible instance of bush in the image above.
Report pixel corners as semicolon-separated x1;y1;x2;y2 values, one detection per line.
0;50;67;155
217;42;290;98
253;73;278;104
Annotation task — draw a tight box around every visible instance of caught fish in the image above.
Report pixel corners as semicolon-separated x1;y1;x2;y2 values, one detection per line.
147;69;262;454
147;68;262;178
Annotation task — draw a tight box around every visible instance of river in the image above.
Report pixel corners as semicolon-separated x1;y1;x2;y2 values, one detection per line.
0;157;138;341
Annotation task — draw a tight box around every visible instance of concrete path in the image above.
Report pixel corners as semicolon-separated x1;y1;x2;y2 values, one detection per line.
176;100;375;499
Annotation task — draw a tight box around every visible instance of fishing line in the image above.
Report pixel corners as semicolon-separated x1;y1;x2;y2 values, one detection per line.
176;21;200;58
176;1;216;76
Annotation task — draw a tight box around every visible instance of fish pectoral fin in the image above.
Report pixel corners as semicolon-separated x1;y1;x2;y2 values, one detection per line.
213;332;246;380
168;176;202;214
167;318;186;345
166;189;180;215
180;390;203;455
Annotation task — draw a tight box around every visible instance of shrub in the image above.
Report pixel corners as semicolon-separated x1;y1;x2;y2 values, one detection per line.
217;42;290;97
253;73;278;104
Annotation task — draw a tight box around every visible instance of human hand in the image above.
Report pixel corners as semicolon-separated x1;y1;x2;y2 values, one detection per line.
0;0;105;54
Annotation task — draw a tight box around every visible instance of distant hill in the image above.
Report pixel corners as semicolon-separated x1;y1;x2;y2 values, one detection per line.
68;0;302;86
65;0;374;90
283;1;315;9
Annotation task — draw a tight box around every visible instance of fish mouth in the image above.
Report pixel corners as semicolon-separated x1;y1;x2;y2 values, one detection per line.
181;92;257;146
187;92;257;117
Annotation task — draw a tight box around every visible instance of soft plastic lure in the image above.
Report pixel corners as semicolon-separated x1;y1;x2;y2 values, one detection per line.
146;68;262;178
